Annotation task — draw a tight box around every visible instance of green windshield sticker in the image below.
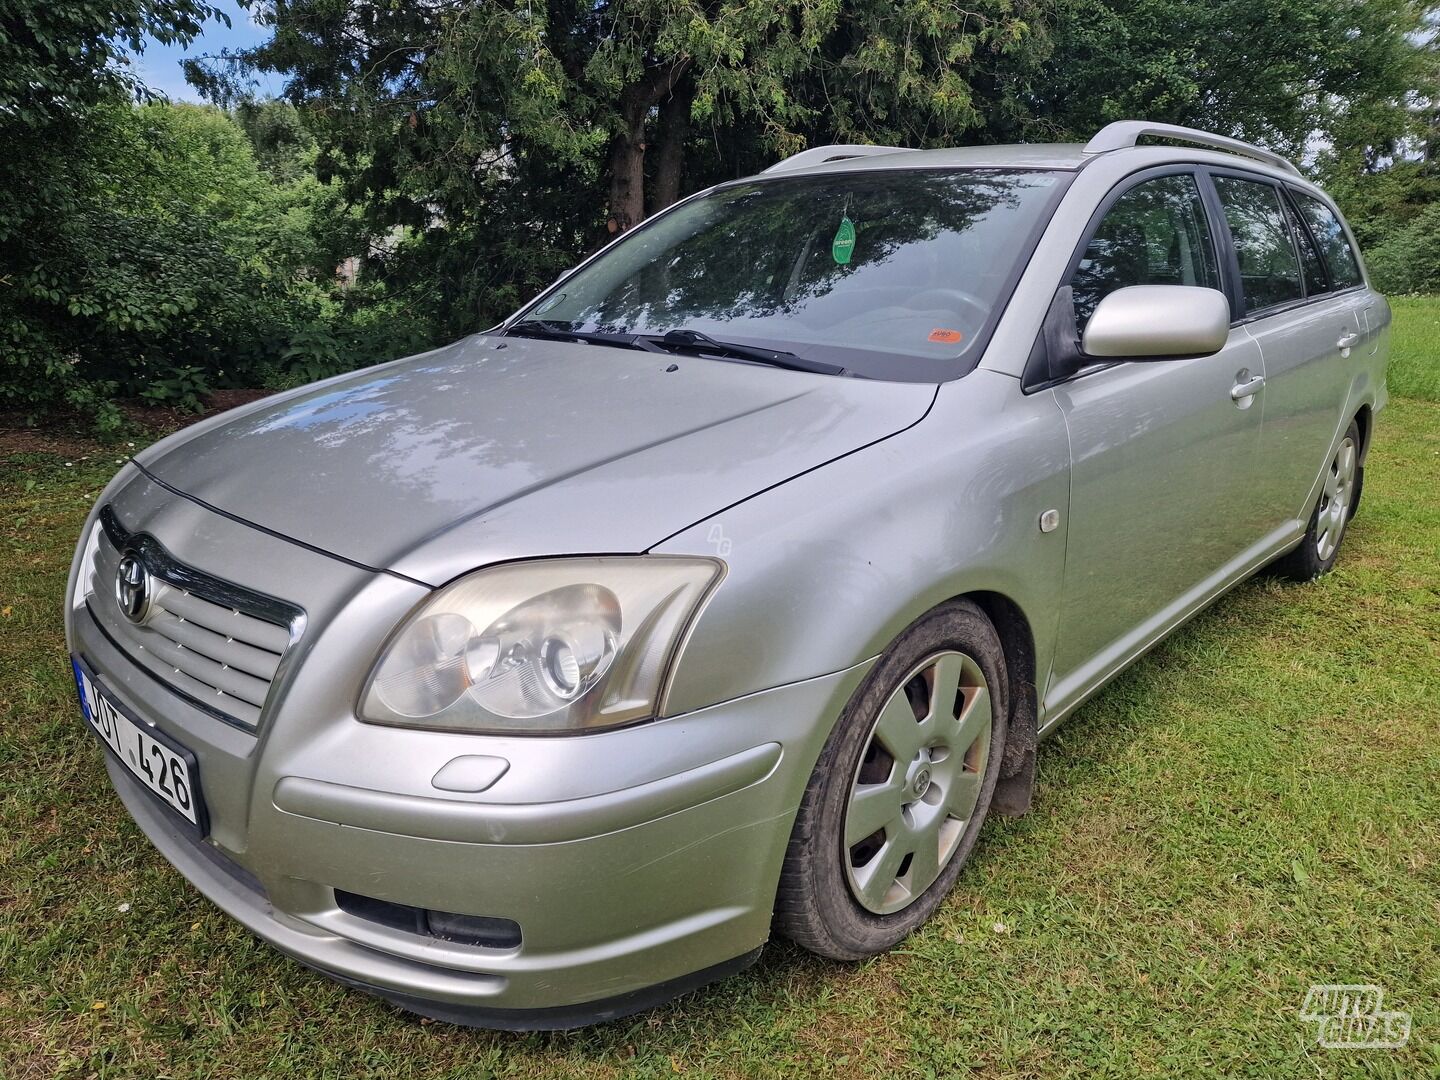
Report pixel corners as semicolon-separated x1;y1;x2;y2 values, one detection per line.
832;215;856;265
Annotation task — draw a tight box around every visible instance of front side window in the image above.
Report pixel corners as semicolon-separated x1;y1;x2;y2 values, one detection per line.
1214;176;1304;313
1294;193;1364;290
1070;173;1220;331
517;170;1067;381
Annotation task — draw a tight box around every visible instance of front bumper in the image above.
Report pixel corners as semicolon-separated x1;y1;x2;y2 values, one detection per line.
86;631;869;1025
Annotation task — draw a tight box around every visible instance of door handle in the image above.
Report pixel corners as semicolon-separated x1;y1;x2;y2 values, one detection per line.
1231;374;1265;401
1336;331;1360;350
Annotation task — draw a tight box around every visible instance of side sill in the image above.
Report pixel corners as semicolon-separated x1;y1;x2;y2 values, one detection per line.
1039;523;1301;735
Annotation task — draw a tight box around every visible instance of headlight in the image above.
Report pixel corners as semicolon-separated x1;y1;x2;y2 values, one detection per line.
72;519;103;610
358;557;723;734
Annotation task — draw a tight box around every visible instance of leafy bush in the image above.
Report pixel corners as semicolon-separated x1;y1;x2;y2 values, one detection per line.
137;365;212;412
0;101;350;423
1365;203;1440;297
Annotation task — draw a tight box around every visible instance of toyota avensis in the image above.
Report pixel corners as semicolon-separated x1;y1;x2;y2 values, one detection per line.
66;122;1390;1029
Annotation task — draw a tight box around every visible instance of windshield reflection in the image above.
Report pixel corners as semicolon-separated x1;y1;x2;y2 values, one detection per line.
524;170;1065;381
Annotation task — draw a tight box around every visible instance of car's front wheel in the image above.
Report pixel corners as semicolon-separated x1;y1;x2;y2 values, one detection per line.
774;600;1007;960
1274;419;1362;582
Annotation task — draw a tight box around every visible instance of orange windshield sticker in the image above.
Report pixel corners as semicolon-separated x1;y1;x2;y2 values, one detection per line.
928;328;964;344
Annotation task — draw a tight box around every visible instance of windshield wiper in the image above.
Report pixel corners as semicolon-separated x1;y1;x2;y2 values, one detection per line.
504;320;845;375
502;319;663;352
652;328;846;376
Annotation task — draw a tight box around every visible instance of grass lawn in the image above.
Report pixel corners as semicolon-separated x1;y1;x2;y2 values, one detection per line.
2;301;1437;1079
1389;295;1440;402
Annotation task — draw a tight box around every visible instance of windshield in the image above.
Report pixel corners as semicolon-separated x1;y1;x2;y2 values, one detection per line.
515;169;1068;381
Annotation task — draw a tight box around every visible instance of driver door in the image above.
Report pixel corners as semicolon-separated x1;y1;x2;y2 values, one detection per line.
1043;169;1268;720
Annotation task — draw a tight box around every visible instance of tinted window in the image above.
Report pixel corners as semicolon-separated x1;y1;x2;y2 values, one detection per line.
1071;174;1220;330
1285;196;1329;296
520;170;1067;381
1294;193;1364;289
1214;177;1304;313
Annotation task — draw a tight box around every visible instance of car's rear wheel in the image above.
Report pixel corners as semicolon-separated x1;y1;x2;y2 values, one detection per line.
774;600;1007;960
1274;420;1362;581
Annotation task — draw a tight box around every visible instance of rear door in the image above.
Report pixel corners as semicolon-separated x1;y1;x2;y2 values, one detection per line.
1209;173;1367;526
1042;169;1268;717
1292;190;1376;357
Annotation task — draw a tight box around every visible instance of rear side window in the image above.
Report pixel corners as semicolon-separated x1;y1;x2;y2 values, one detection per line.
1071;173;1220;330
1294;194;1364;289
1284;197;1329;296
1214;176;1303;313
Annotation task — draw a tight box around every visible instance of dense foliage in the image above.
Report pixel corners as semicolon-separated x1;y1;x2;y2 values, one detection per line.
1;0;427;423
1;0;1436;426
0;0;218;121
183;0;1054;344
1366;203;1440;294
1036;0;1433;154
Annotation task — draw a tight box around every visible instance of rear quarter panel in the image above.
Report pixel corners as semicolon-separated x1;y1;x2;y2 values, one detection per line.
1364;291;1392;423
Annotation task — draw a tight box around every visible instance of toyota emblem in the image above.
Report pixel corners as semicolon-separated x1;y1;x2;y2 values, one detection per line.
114;551;152;624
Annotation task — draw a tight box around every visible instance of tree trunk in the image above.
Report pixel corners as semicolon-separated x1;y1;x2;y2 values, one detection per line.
604;59;693;236
606;100;647;236
650;78;694;215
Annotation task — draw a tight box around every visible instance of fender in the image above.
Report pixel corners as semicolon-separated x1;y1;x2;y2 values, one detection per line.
654;369;1072;812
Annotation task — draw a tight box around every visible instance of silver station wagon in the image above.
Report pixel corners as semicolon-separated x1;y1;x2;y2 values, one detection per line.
66;121;1389;1029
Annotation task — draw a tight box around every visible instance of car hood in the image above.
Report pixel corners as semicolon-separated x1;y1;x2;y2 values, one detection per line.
137;335;936;585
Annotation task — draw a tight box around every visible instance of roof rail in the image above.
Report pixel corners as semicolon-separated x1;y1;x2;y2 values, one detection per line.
1084;121;1301;176
763;144;915;175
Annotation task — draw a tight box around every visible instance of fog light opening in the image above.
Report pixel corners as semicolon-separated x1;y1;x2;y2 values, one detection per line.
334;890;522;950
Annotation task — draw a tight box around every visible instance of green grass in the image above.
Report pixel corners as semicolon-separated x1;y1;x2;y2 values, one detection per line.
1387;295;1440;401
2;302;1438;1079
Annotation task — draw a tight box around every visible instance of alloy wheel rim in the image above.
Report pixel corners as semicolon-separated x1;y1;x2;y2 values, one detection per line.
842;650;993;915
1316;436;1357;562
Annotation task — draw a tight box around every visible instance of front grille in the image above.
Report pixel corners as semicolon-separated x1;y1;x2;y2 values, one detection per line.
85;505;303;732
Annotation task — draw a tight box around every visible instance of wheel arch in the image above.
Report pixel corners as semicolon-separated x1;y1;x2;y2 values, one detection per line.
1353;402;1373;463
772;586;1040;954
1348;405;1370;521
955;590;1039;817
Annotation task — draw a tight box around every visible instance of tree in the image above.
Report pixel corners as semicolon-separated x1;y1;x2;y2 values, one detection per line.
6;0;1435;427
1026;0;1435;158
0;0;229;274
235;98;318;182
190;0;1049;343
0;91;370;420
0;0;222;125
2;0;227;416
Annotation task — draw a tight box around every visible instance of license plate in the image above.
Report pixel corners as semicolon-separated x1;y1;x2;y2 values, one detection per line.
73;658;205;830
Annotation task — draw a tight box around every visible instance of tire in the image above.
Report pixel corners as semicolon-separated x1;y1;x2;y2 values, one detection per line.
1273;419;1362;582
774;599;1008;960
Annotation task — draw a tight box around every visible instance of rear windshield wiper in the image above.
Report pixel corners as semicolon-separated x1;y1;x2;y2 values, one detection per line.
502;319;663;353
651;328;846;376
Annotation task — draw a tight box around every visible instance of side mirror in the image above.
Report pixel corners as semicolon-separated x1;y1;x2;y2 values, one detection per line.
1082;285;1231;360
